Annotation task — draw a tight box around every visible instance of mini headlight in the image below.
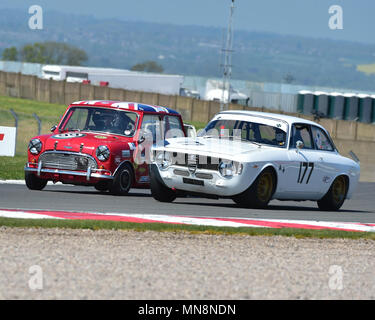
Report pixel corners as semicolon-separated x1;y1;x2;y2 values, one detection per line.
96;145;110;161
28;138;42;155
155;151;172;170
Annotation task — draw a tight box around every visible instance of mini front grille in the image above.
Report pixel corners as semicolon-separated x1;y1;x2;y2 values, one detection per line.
39;152;97;171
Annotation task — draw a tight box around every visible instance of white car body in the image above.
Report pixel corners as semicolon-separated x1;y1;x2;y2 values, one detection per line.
151;110;360;203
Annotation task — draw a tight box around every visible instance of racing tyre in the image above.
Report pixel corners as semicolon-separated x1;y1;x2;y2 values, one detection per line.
25;172;47;191
109;163;134;196
317;175;348;211
232;168;275;209
94;181;109;192
150;166;176;203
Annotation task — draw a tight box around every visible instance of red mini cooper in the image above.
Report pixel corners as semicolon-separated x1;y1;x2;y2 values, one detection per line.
25;100;185;195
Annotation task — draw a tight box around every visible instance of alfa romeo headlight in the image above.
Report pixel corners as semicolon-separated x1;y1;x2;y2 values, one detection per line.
28;138;42;155
96;145;110;161
219;160;243;178
219;161;234;177
156;151;172;170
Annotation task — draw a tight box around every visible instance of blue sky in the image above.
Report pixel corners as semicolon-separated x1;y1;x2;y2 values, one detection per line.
1;0;375;43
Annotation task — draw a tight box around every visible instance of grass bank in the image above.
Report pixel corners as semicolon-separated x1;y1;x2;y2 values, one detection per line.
0;95;66;180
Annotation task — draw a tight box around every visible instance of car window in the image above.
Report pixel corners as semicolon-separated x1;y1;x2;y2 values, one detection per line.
199;119;287;148
164;115;184;139
290;124;313;149
65;108;89;131
141;114;162;144
62;107;138;136
311;126;334;151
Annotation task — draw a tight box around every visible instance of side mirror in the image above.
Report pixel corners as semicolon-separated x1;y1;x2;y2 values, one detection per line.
183;124;197;138
51;125;57;132
296;140;304;150
137;136;146;144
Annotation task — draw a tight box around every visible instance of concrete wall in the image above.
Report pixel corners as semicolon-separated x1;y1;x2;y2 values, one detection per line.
0;70;374;182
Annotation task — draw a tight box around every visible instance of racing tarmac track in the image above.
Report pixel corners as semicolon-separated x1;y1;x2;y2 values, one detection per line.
0;182;374;224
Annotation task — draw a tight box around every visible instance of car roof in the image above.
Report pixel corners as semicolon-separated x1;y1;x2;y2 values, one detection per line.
70;100;180;115
218;110;320;127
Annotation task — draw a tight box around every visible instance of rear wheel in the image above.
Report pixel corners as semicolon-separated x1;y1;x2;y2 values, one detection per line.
25;172;47;191
109;163;134;195
232;168;275;209
317;175;348;211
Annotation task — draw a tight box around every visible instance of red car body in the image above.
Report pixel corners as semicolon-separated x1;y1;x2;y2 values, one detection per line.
25;100;185;194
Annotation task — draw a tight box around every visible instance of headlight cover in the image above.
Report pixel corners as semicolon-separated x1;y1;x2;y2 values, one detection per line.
28;138;42;155
155;151;172;170
96;145;110;161
219;160;243;178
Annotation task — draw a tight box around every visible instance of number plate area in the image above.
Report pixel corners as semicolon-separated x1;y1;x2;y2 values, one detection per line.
183;178;204;186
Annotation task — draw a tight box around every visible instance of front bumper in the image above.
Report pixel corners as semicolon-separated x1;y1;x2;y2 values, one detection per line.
156;164;257;197
25;162;114;181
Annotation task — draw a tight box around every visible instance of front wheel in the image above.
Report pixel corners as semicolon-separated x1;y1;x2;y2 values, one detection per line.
25;171;47;191
94;181;109;192
232;168;276;209
109;163;134;196
149;165;176;203
317;175;348;211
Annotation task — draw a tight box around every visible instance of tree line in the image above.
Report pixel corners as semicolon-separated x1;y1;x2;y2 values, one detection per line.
2;42;88;66
2;41;164;73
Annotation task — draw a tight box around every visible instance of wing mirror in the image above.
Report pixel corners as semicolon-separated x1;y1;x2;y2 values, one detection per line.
137;136;146;144
296;140;304;150
50;125;57;132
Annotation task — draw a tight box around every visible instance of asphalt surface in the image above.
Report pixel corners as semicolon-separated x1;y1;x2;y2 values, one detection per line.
0;182;374;223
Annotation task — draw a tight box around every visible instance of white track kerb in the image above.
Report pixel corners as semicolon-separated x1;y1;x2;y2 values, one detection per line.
0;209;375;233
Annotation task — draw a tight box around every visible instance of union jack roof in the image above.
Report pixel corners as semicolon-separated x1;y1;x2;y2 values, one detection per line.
71;100;180;115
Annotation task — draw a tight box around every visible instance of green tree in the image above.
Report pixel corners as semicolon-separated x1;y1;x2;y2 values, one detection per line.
131;60;164;73
2;47;18;61
19;42;88;65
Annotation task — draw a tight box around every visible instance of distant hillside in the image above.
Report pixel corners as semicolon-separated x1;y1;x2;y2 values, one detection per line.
1;8;375;91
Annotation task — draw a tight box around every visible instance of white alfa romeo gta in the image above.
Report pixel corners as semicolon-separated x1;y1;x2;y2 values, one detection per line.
149;110;360;211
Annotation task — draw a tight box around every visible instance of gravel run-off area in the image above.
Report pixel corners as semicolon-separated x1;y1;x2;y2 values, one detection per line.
0;227;374;300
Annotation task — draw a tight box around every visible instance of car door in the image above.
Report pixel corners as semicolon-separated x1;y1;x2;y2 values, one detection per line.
284;123;325;199
310;125;338;197
135;114;162;183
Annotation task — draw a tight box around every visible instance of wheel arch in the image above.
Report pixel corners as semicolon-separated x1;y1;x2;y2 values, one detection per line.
261;164;278;196
250;163;279;197
113;160;135;177
113;160;136;186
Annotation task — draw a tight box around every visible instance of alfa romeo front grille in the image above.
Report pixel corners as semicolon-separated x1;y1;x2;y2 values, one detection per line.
39;152;97;171
172;153;220;171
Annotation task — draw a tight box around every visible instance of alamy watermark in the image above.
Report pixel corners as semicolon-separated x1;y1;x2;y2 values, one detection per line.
28;5;43;30
328;265;343;290
28;265;43;291
328;5;343;30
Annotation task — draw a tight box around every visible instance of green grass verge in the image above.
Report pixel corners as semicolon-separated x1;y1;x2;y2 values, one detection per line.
0;155;27;180
0;95;67;157
0;95;66;180
0;217;374;240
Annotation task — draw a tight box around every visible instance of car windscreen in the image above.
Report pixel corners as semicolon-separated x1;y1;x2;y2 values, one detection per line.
199;119;287;148
60;107;138;137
